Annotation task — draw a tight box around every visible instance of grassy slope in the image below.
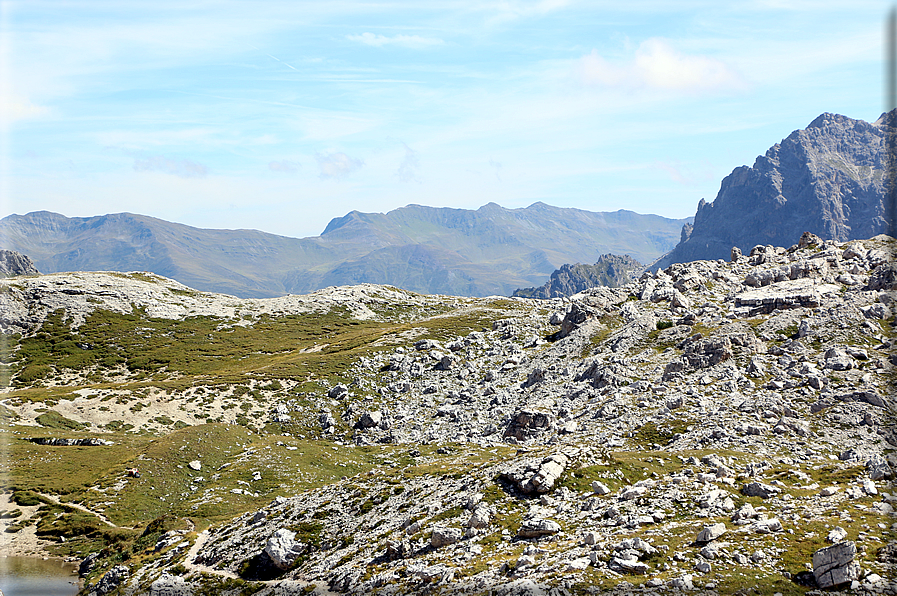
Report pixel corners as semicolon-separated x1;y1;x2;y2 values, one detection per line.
0;291;530;563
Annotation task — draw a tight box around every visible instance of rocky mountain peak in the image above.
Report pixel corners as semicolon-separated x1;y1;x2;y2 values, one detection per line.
655;110;891;269
0;249;39;277
512;254;642;298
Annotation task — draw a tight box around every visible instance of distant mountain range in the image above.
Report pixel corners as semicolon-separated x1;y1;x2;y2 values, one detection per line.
0;204;689;298
655;110;892;269
7;110;884;298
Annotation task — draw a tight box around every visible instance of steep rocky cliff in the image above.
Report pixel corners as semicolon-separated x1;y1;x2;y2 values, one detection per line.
0;250;39;277
512;254;641;298
656;111;891;269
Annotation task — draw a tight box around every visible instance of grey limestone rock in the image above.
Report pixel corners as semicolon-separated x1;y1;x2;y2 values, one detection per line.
752;518;783;534
517;518;560;538
90;565;129;596
741;481;780;499
354;410;382;430
0;250;39;277
824;347;853;371
591;480;611;495
827;527;848;543
734;279;839;315
513;254;642;298
813;541;861;588
608;555;649;575
148;572;193;596
467;505;491;529
328;384;349;400
407;563;454;583
430;527;462;548
264;528;305;570
500;452;570;495
696;523;726;543
503;410;553;442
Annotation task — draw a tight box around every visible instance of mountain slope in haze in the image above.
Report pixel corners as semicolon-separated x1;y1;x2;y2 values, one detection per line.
655;110;891;269
0;203;689;298
512;254;642;298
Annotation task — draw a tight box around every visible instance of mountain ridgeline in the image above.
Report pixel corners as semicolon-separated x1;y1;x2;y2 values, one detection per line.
512;254;641;298
655;110;893;269
0;204;688;298
3;111;891;298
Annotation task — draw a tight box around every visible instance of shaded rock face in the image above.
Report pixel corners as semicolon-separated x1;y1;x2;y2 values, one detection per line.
513;254;642;298
0;250;39;277
657;111;892;269
503;411;553;441
90;564;129;595
28;437;112;446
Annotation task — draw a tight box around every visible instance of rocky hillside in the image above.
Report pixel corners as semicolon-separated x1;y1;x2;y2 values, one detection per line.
0;204;688;298
513;254;642;298
0;233;893;595
0;249;39;277
655;111;892;270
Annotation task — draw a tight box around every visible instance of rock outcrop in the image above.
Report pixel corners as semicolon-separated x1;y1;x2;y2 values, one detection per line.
512;254;642;298
0;249;38;277
813;541;861;588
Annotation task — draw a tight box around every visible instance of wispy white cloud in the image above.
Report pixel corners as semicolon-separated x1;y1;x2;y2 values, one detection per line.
269;160;299;174
0;94;49;125
654;160;715;186
3;1;884;235
395;143;421;183
316;152;364;180
347;32;444;48
131;154;208;178
579;38;746;94
484;0;571;24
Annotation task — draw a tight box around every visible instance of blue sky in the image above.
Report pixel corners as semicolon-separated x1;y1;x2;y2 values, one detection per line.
0;0;890;238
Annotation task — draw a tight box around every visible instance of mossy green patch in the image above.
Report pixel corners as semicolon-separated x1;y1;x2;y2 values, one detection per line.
557;451;684;493
633;419;690;448
34;410;88;430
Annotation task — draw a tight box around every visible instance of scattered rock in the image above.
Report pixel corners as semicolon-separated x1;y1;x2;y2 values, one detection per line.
741;481;780;499
517;519;560;538
696;523;726;543
430;527;462;548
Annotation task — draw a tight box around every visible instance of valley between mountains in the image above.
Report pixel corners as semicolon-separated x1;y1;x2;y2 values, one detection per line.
0;232;894;595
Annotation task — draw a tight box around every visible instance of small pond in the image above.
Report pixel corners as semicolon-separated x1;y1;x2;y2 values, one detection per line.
0;556;80;596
